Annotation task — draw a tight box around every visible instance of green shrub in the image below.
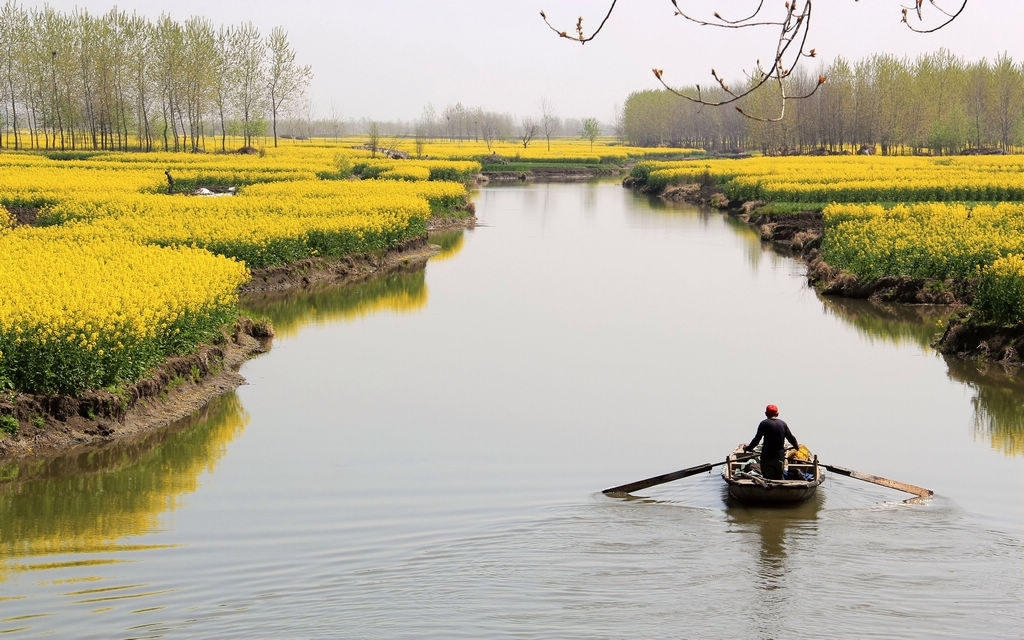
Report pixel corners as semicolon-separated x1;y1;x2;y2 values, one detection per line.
351;163;387;179
333;153;353;178
428;166;476;182
629;163;653;184
0;415;18;436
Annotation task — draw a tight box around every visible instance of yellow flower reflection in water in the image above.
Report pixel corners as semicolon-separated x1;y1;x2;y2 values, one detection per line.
429;230;467;262
0;392;249;582
241;266;429;339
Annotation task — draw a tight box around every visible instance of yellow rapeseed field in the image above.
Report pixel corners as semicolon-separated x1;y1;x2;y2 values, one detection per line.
0;142;475;394
0;224;249;393
635;155;1024;202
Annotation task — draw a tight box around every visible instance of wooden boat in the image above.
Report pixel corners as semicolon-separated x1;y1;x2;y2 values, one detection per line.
722;443;824;504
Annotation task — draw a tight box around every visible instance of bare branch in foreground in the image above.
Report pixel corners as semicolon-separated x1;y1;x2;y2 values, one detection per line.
540;0;968;121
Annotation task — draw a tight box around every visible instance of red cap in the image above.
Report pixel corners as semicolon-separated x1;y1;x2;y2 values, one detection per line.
765;404;779;417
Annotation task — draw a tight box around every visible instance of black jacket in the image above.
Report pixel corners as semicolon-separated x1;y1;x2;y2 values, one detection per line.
747;418;798;461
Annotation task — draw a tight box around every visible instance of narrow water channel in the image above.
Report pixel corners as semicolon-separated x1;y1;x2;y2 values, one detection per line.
2;182;1022;638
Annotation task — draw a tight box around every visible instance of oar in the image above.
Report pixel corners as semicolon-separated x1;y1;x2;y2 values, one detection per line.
823;463;933;498
602;452;758;495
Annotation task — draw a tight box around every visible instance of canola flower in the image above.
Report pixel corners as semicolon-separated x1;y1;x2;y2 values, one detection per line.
822;202;1024;322
0;145;481;394
0;224;249;394
240;179;468;214
634;155;1024;203
822;202;1024;280
350;157;480;182
380;165;432;181
0;162;158;207
974;254;1024;324
414;139;701;164
50;187;436;268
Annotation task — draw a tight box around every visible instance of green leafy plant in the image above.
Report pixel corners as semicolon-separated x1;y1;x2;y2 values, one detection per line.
0;375;15;403
0;415;19;436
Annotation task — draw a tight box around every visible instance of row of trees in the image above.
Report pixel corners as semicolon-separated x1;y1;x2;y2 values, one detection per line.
411;101;595;151
231;107;608;153
0;3;311;152
297;102;601;153
622;50;1024;156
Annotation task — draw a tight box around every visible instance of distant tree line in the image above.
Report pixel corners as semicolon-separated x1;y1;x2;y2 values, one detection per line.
252;106;606;153
0;3;311;152
412;102;589;151
166;100;604;154
312;102;596;153
622;49;1024;156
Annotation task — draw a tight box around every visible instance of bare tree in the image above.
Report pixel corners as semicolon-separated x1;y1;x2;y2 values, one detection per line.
329;100;344;142
442;102;467;141
540;97;558;150
480;112;499;152
419;103;437;140
367;120;380;157
541;1;968;121
519;117;539;148
414;125;426;158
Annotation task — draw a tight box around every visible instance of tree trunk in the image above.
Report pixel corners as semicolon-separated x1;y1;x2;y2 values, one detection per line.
219;104;226;152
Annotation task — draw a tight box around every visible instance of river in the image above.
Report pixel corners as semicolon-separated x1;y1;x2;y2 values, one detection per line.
2;182;1022;638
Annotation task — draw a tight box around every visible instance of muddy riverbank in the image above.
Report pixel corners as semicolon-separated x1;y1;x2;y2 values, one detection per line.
0;317;270;459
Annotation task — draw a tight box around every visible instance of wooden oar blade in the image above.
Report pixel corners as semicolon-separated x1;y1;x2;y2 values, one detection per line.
602;461;719;495
824;464;933;498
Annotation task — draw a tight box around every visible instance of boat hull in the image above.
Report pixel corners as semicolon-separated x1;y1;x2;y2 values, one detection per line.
722;444;824;505
724;479;820;503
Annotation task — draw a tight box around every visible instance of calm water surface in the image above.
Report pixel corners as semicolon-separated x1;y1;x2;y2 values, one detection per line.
2;183;1022;638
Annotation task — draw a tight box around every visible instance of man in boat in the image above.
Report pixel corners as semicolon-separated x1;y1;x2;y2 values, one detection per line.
744;404;799;480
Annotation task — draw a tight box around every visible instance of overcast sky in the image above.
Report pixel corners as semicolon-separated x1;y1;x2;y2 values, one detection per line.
37;1;1024;123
